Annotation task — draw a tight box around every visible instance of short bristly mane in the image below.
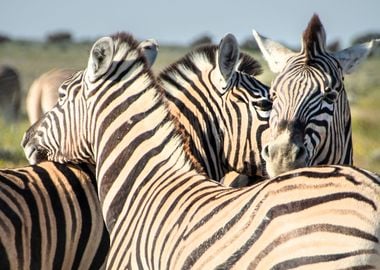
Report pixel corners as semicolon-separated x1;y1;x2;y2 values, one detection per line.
302;14;326;54
161;44;262;77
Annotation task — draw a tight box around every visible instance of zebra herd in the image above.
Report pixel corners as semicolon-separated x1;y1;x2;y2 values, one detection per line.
0;13;379;269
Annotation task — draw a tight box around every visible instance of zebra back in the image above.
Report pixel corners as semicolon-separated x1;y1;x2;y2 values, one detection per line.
159;35;271;182
0;161;108;270
252;14;378;177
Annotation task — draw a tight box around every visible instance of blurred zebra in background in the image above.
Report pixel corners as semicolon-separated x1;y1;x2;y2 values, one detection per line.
26;68;76;124
0;162;109;270
252;14;379;177
0;65;21;122
22;32;380;269
26;38;158;125
159;34;271;185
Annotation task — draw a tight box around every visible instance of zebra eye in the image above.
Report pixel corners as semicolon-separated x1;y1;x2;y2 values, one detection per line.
253;99;272;111
323;90;338;104
57;88;68;104
58;90;66;100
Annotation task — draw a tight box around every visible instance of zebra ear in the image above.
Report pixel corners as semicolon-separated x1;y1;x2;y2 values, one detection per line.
218;33;240;83
252;29;296;73
87;37;114;82
332;39;379;74
139;38;159;68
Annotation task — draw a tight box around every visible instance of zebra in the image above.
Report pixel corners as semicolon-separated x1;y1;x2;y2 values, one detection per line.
158;34;271;184
0;161;109;270
252;14;379;177
22;32;380;269
26;68;76;124
0;65;21;121
0;38;158;270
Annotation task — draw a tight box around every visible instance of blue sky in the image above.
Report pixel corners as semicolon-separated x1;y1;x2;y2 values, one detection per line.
1;0;379;47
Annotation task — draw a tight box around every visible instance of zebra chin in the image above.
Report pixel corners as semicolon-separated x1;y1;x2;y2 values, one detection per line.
266;160;308;178
262;143;309;177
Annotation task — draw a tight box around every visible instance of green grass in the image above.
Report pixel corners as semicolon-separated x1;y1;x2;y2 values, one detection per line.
0;118;30;168
351;87;380;172
0;41;379;173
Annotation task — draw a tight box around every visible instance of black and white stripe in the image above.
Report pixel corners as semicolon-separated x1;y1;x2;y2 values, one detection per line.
0;161;108;270
159;34;271;183
253;14;378;177
22;32;380;269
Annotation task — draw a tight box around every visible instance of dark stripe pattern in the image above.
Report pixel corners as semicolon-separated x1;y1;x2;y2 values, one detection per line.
262;14;353;177
0;161;109;270
158;44;271;182
22;32;380;269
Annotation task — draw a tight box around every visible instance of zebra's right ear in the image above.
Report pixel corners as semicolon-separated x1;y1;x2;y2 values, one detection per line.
218;33;240;83
252;30;296;73
87;37;114;82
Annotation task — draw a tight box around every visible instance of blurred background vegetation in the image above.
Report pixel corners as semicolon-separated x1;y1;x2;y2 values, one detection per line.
0;31;379;173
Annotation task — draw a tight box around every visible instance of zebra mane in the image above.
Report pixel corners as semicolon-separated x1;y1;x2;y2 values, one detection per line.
109;31;156;73
302;14;327;55
107;34;203;176
110;32;140;50
159;44;262;78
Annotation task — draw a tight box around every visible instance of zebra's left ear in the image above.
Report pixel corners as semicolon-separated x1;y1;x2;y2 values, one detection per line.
138;38;159;68
332;39;379;74
87;37;114;82
218;33;240;84
252;30;296;73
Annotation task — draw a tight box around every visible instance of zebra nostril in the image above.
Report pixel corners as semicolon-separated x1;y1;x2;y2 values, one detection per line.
295;145;306;161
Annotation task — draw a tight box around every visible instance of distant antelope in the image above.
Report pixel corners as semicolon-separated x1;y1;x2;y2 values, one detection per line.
26;68;76;124
0;65;21;121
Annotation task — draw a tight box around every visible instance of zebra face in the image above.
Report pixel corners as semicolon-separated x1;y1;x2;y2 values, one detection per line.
263;59;345;176
22;36;159;166
22;70;92;165
253;14;377;177
159;34;272;179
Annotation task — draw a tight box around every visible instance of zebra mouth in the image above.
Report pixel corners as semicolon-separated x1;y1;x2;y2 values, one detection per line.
23;144;48;165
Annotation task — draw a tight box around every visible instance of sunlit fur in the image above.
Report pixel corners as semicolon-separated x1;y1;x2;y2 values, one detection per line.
23;32;380;269
264;15;353;177
159;45;271;182
0;162;108;270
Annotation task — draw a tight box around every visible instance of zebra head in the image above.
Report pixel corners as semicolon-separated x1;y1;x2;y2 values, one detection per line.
159;34;271;180
252;14;378;177
22;36;159;165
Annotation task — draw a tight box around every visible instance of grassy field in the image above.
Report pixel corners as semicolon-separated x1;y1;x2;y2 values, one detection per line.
0;41;379;174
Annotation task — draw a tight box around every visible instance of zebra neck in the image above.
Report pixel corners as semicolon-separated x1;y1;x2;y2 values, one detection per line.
164;85;227;180
91;87;199;230
312;91;352;165
333;91;353;163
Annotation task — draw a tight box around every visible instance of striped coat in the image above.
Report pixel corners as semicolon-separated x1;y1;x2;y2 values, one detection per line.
0;161;108;269
22;32;380;269
159;35;271;183
252;14;378;177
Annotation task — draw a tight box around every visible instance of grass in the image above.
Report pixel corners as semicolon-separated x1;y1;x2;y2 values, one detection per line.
351;87;380;172
0;41;379;173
